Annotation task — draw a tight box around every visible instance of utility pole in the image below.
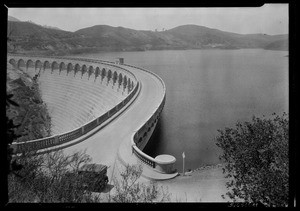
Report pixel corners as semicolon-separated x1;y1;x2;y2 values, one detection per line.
182;151;185;176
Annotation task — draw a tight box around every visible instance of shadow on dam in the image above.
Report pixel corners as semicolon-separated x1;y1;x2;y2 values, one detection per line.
143;113;165;157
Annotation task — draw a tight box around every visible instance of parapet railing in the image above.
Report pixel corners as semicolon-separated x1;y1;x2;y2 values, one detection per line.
9;56;140;155
121;63;174;172
131;94;166;170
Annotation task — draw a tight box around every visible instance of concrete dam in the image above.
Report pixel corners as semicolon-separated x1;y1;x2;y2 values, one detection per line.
8;54;178;180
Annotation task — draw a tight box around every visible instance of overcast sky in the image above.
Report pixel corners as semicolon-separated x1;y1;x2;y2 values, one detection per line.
8;4;288;35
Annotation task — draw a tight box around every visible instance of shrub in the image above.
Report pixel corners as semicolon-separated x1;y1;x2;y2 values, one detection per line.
8;150;101;203
111;164;170;202
215;113;289;207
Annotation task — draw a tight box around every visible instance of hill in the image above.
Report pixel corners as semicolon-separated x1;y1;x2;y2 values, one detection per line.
8;16;21;22
7;21;289;55
7;21;83;55
264;39;289;51
161;25;288;49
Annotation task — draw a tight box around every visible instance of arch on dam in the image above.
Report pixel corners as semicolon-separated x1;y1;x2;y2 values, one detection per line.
51;61;59;73
113;71;118;85
101;68;106;82
95;67;100;80
123;75;127;91
26;60;34;70
8;58;16;67
43;61;50;71
81;65;87;78
35;60;42;70
88;66;94;79
127;78;131;92
118;73;123;88
59;62;66;74
17;59;25;69
107;69;112;84
74;64;80;76
67;63;73;75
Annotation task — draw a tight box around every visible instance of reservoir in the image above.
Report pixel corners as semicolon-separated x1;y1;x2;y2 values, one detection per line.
73;49;288;170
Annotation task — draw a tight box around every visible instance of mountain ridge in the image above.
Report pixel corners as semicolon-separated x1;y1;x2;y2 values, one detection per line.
7;20;288;56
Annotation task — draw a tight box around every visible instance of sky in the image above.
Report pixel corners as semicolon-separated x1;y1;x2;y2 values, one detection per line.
7;4;288;35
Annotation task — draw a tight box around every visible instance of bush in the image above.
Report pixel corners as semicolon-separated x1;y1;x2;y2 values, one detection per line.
8;150;171;203
215;113;289;207
7;70;52;142
111;164;170;202
8;150;101;203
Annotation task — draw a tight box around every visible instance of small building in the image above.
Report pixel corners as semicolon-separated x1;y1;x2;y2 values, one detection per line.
115;57;124;65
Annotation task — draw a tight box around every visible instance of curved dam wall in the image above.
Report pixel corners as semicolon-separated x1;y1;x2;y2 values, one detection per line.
8;55;139;154
7;54;176;176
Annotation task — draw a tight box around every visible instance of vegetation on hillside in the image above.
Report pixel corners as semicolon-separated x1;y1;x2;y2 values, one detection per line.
264;39;289;51
6;67;52;143
8;150;100;203
215;113;289;207
111;164;171;202
6;94;23;176
6;64;52;194
7;149;170;203
7;21;289;56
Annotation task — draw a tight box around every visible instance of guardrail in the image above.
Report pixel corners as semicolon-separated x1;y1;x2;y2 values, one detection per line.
121;63;175;173
8;56;140;155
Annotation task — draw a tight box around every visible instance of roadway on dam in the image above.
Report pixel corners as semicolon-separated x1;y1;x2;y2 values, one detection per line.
62;62;164;181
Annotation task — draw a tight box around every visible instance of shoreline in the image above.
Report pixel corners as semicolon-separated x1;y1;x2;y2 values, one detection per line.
186;163;224;175
153;162;230;202
7;47;289;58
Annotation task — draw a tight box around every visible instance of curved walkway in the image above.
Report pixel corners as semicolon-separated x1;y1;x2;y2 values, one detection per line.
62;61;177;180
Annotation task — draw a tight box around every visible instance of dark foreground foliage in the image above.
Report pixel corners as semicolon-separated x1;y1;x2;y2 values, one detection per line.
216;113;289;207
7;150;170;203
6;94;23;175
8;150;103;203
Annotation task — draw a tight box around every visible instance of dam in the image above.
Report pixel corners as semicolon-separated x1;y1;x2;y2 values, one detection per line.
7;54;178;181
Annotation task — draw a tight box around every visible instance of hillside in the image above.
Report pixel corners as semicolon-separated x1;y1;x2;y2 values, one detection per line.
6;63;52;142
8;16;21;22
7;21;289;55
7;21;84;55
264;39;289;51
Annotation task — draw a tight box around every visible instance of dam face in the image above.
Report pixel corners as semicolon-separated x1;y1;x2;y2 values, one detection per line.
26;61;129;135
8;55;178;180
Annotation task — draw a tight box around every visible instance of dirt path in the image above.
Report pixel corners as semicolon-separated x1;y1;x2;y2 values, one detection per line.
138;164;231;202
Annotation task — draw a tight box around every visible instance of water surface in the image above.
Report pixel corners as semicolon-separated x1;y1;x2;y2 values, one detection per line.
75;49;288;170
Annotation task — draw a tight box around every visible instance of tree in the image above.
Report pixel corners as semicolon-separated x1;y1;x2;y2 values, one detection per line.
215;113;289;207
7;22;16;53
6;94;23;175
8;149;171;203
111;164;171;202
8;150;102;203
8;72;52;143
